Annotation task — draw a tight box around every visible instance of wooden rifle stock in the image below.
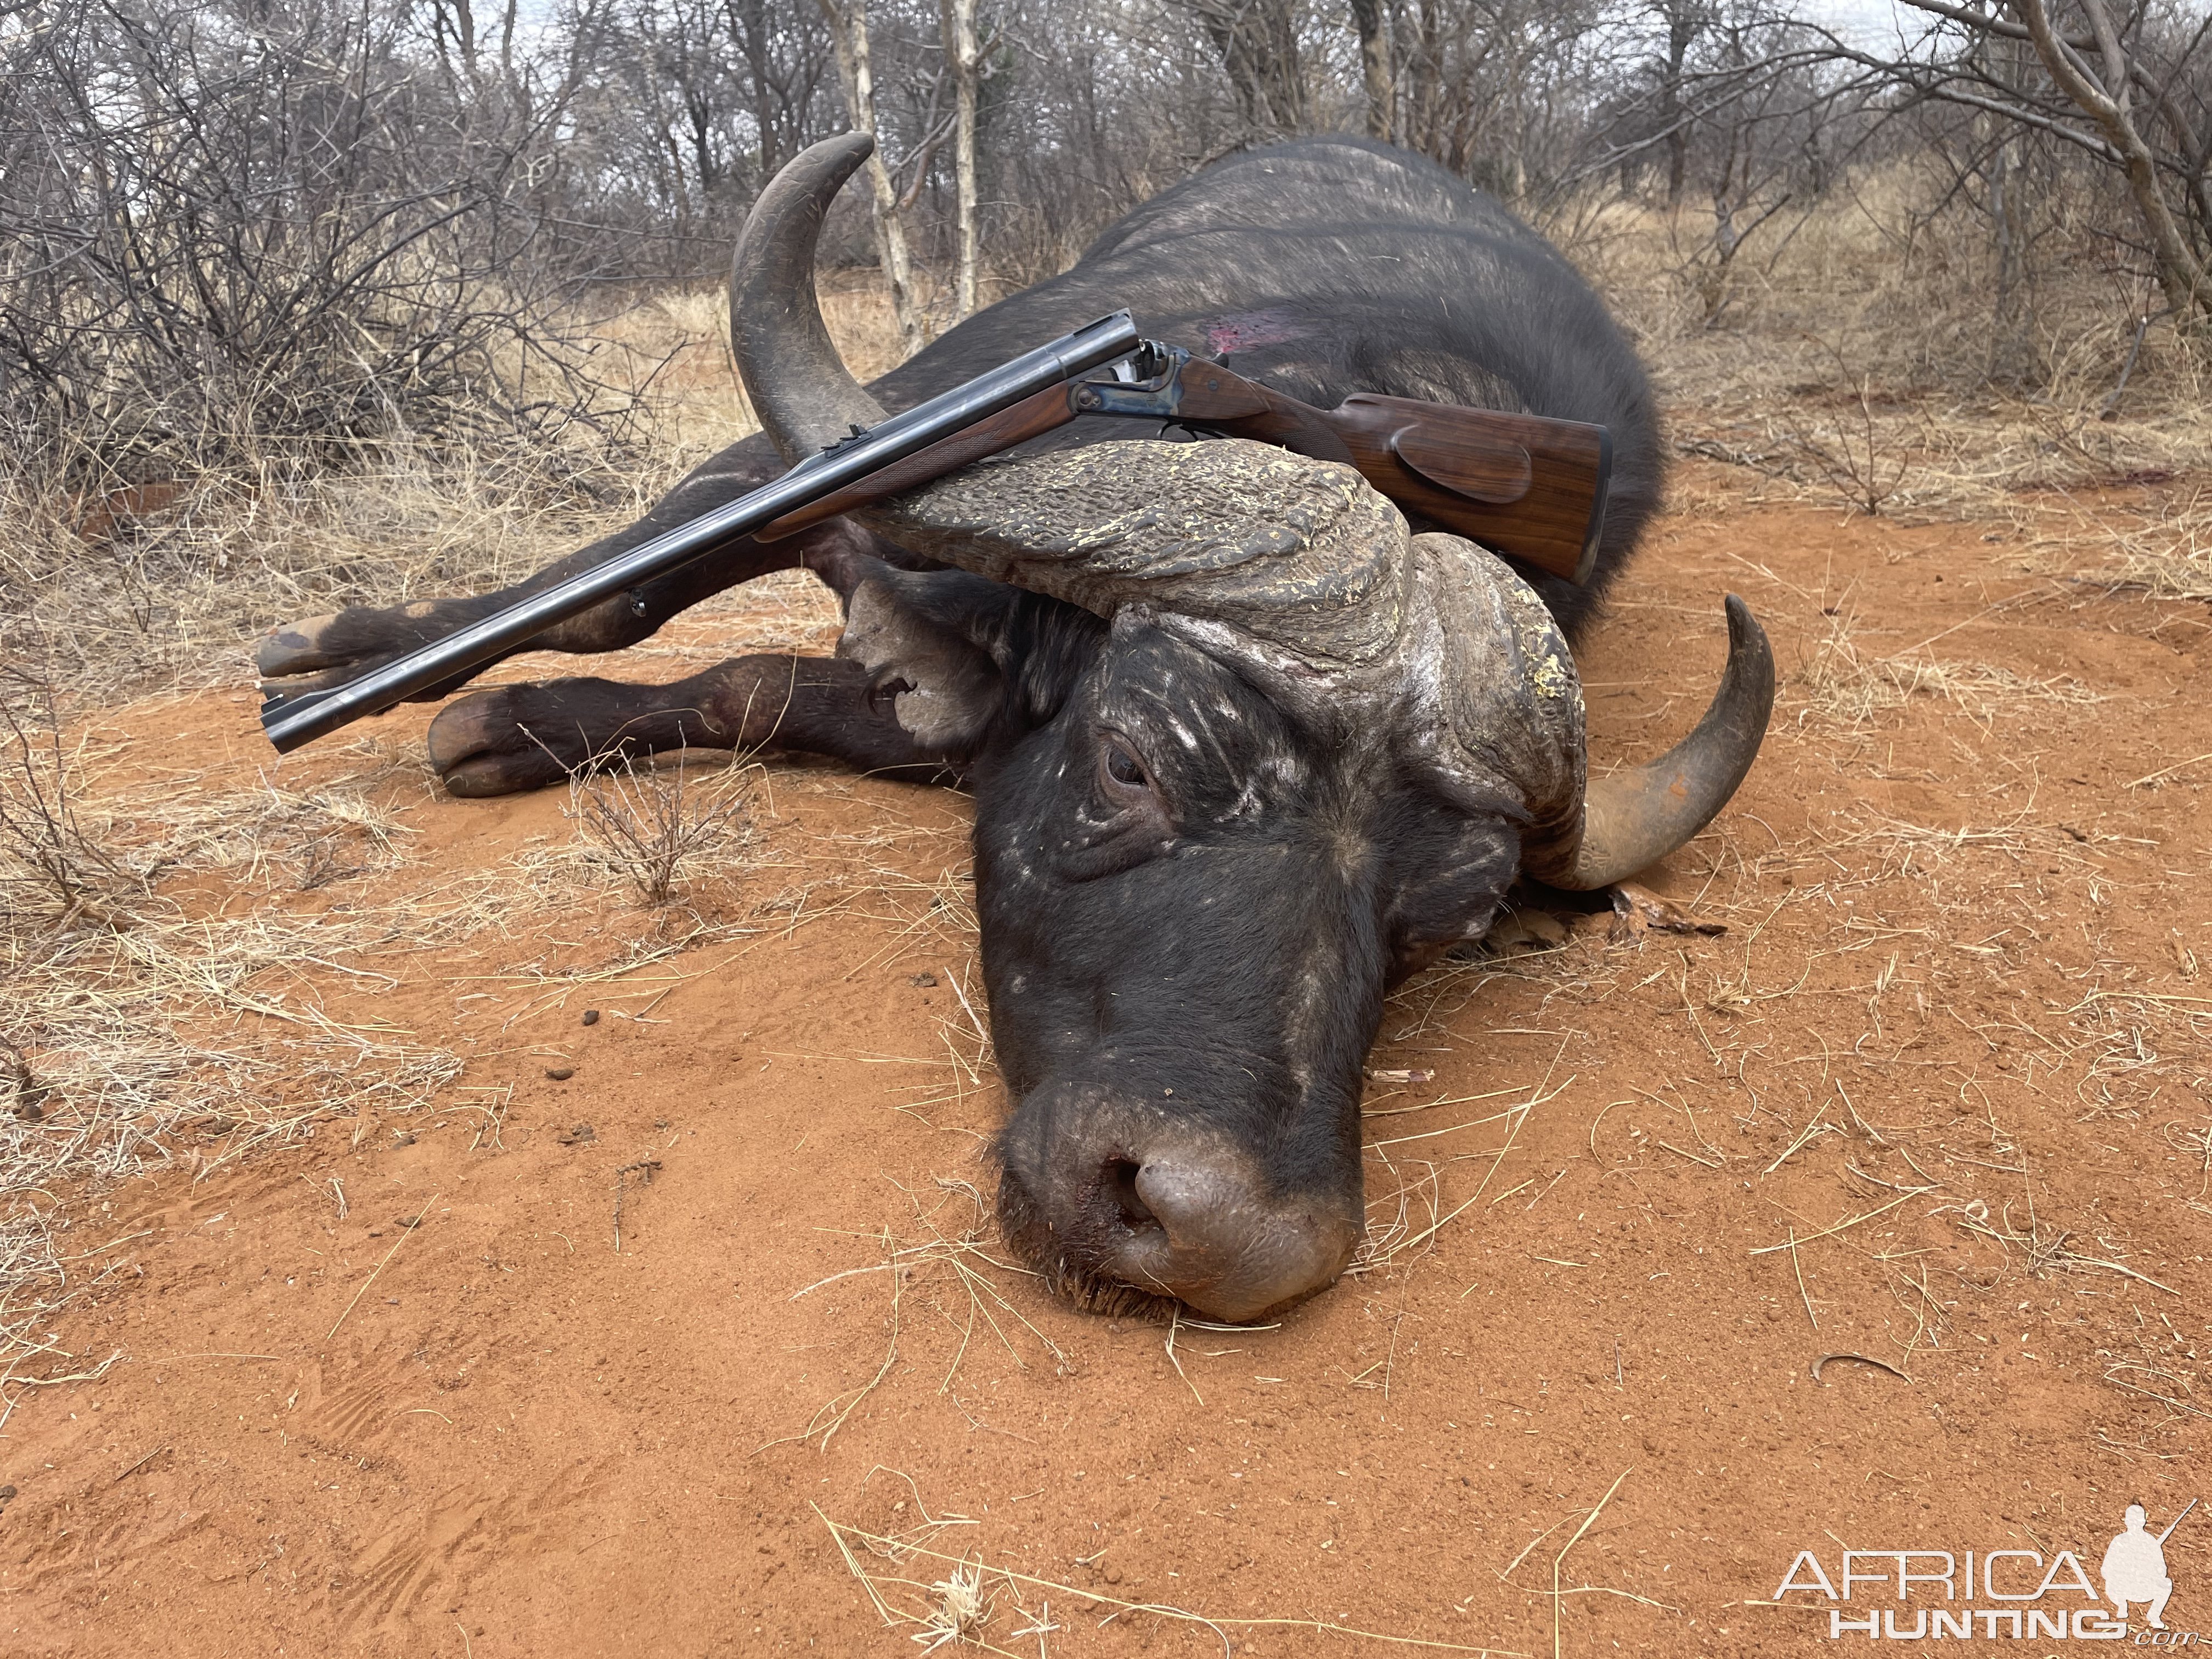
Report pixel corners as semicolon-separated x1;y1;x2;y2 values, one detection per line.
1110;360;1612;585
763;354;1612;586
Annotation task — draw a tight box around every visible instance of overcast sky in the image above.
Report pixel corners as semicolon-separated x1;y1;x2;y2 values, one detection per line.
1802;0;1929;48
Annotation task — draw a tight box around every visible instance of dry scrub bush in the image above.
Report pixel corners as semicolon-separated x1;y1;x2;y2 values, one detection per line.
0;668;146;928
564;749;761;908
0;280;896;708
1771;337;1911;518
0;3;891;708
0;0;667;494
1563;164;2212;523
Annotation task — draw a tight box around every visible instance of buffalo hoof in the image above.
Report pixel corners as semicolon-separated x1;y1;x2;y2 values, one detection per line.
426;684;599;797
257;603;467;696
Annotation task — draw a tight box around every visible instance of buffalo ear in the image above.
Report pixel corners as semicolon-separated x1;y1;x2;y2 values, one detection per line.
836;570;1012;755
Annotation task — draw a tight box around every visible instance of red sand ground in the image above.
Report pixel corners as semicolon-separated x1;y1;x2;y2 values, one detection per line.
6;476;2208;1656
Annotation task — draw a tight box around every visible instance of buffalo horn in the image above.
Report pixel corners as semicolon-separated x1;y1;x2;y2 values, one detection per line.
1521;595;1774;890
729;133;888;463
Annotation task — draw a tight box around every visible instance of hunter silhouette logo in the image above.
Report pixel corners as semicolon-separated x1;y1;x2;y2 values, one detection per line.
1774;1498;2198;1640
2103;1499;2193;1630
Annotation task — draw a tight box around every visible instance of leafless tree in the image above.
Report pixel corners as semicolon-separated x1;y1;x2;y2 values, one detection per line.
1810;0;2211;331
1348;0;1396;139
815;0;927;348
943;0;983;318
1167;0;1310;137
5;0;2207;500
0;0;653;487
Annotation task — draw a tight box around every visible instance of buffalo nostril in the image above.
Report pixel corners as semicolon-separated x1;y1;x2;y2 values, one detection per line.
1107;1158;1158;1229
1105;1158;1359;1322
1129;1161;1221;1247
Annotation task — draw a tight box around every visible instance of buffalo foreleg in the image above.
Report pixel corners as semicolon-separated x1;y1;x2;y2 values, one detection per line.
422;653;950;797
257;433;914;697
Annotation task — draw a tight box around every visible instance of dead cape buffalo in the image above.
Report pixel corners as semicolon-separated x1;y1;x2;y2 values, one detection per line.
259;134;1774;1323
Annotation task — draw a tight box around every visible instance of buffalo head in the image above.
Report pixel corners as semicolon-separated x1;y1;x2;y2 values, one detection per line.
732;137;1774;1323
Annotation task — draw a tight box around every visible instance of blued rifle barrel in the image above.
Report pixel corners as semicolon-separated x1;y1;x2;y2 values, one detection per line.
259;309;1142;754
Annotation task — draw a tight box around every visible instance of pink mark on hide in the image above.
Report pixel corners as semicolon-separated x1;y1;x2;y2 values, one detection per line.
1200;309;1303;357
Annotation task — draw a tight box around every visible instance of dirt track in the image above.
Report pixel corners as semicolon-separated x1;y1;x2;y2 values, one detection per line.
7;470;2209;1655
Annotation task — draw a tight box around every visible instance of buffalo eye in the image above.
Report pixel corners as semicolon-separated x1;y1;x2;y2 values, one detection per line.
1098;733;1155;804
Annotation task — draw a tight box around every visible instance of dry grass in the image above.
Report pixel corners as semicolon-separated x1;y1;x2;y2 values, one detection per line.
0;280;897;706
816;1499;1518;1655
2017;483;2212;601
1573;167;2206;418
1566;166;2212;536
0;691;465;1390
1793;604;2103;729
1939;1193;2178;1295
2064;989;2212;1118
1351;1065;1571;1286
0;683;847;1398
0;274;903;1403
769;1178;1069;1455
